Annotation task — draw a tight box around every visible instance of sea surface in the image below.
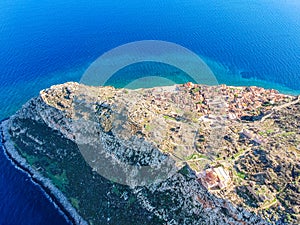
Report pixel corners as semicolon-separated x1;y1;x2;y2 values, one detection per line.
0;0;300;224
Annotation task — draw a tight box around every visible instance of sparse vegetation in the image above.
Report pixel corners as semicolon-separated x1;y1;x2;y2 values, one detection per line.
163;115;176;121
144;124;152;131
70;197;80;209
236;171;246;180
4;82;300;224
185;153;209;161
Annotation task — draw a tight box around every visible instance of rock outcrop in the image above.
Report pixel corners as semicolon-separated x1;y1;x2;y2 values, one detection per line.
1;82;299;224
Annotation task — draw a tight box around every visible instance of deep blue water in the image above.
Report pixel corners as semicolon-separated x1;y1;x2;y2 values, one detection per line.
0;0;300;224
0;144;70;225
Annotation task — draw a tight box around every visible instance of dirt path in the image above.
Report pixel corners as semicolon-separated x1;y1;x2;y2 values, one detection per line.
261;95;300;122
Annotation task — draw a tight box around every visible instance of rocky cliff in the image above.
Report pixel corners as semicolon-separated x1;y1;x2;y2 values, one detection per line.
1;82;299;225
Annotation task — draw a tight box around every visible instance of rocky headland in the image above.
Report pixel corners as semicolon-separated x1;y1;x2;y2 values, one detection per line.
1;82;299;225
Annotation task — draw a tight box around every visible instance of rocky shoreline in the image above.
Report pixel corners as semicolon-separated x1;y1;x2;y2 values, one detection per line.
2;82;299;224
0;119;87;225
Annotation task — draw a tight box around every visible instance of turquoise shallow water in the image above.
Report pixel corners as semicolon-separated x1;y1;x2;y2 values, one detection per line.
2;55;299;120
1;0;300;224
1;0;300;119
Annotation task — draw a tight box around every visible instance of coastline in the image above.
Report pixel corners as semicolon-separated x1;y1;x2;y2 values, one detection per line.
1;82;299;224
0;119;87;225
2;56;300;120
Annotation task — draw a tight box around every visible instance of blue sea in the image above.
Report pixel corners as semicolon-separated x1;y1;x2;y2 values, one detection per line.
0;0;300;224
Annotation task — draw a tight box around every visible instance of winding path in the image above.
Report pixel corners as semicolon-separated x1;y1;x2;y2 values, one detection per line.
261;95;300;122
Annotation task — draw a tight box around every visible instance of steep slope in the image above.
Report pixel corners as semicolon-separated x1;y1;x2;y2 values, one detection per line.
1;82;299;224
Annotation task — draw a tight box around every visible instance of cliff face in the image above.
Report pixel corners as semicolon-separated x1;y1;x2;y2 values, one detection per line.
2;82;299;225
